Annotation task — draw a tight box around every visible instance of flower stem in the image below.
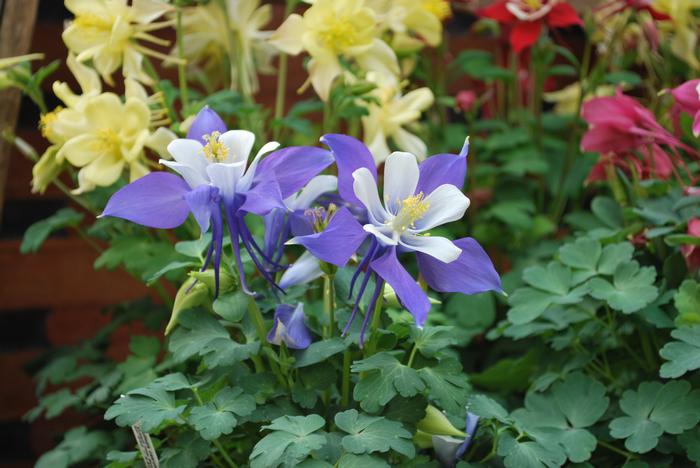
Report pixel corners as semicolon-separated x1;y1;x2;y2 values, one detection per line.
175;6;189;113
323;274;336;338
364;283;385;356
246;296;287;389
192;388;239;468
598;439;636;460
341;350;351;407
406;343;418;368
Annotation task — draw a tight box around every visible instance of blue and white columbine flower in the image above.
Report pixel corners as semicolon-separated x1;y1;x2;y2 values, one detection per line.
267;303;313;349
101;107;333;295
290;134;501;345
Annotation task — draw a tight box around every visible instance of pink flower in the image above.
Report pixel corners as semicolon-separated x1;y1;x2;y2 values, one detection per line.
670;79;700;137
456;90;477;113
681;218;700;273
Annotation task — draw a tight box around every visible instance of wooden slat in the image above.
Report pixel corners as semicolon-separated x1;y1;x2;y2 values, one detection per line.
0;0;40;223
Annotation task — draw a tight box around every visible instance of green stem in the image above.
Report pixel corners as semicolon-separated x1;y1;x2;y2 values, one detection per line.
639;329;657;371
175;7;189;113
364;283;385;356
406;343;418;368
192;388;239;468
323;274;336;338
598;439;636;460
247;296;287;389
341;350;351;407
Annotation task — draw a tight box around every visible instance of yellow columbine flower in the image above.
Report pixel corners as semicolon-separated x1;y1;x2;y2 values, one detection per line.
543;82;616;115
177;0;277;93
368;0;451;50
62;0;175;85
653;0;700;69
362;76;434;165
269;0;399;100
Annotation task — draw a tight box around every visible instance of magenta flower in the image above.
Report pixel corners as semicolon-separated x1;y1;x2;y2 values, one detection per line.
670;79;700;137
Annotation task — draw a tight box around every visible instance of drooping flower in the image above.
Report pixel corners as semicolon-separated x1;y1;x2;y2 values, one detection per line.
415;405;480;468
368;0;451;50
101;107;333;296
267;303;313;349
176;0;277;93
681;218;700;273
269;0;399;100
290;135;501;345
478;0;583;54
362;77;435;165
581;91;696;183
62;0;176;85
670;79;700;137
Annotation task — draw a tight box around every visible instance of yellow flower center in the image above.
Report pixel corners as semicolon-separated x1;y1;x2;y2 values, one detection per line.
201;131;229;162
317;18;361;52
40;108;61;141
96;128;121;153
391;192;430;232
523;0;544;10
422;0;451;20
73;14;113;33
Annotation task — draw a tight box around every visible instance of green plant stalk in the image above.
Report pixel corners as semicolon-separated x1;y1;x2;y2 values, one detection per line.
597;439;636;460
175;7;189;113
364;283;385;356
246;296;287;388
273;52;289;140
406;343;418;368
192;388;239;468
341;349;351;407
323;274;336;338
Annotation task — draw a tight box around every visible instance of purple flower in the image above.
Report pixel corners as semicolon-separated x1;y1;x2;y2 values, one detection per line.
291;135;501;345
101;107;333;296
267;303;312;349
432;411;480;467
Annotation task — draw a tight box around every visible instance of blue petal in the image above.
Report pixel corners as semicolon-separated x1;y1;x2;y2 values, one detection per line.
370;247;431;327
456;412;480;459
101;172;191;228
263;208;289;259
417;237;501;295
187;106;227;144
184;185;220;234
239;178;285;215
288;207;368;267
321;134;377;206
255;146;333;198
416;150;467;195
267;303;312;349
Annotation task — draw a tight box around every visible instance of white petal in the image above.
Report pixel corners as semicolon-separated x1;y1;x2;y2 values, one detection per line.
219;130;255;164
399;234;462;263
383;151;419;214
239;140;281;191
279;251;323;289
160;160;209;189
287;175;337;211
393;128;427;161
352;167;389;224
413;185;470;231
364;223;398;246
167;138;206;167
205;162;246;202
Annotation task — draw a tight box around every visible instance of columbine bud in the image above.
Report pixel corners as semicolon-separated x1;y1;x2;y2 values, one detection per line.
267;303;313;350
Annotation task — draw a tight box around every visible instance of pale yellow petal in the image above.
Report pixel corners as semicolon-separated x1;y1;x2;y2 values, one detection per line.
269;14;305;55
308;56;342;101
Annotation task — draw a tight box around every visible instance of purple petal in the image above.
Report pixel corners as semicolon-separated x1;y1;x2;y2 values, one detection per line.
184;185;220;234
255;146;334;199
289;211;314;237
417;237;502;295
263;208;289;259
267;303;312;349
239;178;285;215
289;207;367;266
455;412;480;460
321;134;377;206
416;150;468;194
370;247;430;327
101;172;191;229
187;106;227;144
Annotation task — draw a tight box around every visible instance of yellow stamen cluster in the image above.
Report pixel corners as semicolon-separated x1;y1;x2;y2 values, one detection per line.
95;128;121;152
202;131;229;162
523;0;544;10
422;0;452;21
317;18;361;52
306;203;338;233
39;108;61;141
391;192;430;232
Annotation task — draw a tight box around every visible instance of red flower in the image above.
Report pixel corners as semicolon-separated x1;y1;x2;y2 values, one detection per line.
670;79;700;137
478;0;582;53
456;90;477;112
681;218;700;273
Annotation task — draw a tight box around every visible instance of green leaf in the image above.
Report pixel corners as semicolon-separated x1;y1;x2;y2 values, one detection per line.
678;427;700;465
604;71;642;86
471;350;537;393
609;380;700;453
212;291;248;323
418;358;470;414
188;387;256;440
168;310;259;368
411;326;459;357
591;196;624;229
105;380;187;432
335;409;415;458
588;261;658;313
352;353;425;412
35;427;109;468
659;326;700;378
512;373;609;463
25;388;81;421
160;431;211;468
337;454;390;468
21;208;84;253
467;395;511;424
674;280;700;325
558;238;601;282
497;434;566;468
295;338;348;368
250;415;327;468
597;242;635;275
